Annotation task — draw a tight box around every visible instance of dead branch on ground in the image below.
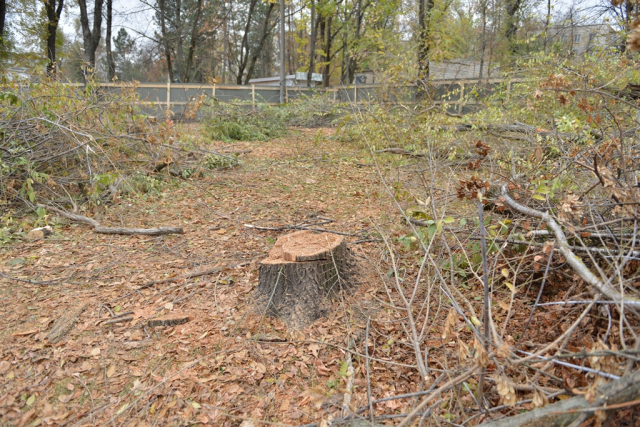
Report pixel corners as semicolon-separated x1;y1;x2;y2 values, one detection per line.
500;184;640;308
39;204;184;236
477;369;640;427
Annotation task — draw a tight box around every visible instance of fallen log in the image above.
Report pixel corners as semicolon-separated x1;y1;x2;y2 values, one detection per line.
255;230;357;328
39;204;184;236
478;369;640;427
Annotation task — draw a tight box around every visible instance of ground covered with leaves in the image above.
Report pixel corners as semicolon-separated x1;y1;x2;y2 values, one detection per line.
0;128;422;426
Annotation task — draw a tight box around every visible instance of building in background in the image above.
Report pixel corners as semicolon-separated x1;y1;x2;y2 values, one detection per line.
249;72;323;87
354;60;498;84
533;24;615;55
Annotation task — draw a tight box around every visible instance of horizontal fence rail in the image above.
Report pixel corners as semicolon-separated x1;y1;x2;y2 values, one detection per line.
67;78;526;118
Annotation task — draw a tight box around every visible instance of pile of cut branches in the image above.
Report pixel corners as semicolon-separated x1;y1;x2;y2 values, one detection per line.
339;50;640;426
0;77;232;238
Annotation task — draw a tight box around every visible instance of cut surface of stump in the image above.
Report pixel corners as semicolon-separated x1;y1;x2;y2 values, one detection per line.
255;230;356;328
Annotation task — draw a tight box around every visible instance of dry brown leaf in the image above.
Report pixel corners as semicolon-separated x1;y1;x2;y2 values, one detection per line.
279;399;290;411
458;339;470;361
106;364;116;378
16;409;35;427
58;393;73;403
308;343;320;357
496;375;517;405
442;309;457;341
473;338;489;367
42;402;54;418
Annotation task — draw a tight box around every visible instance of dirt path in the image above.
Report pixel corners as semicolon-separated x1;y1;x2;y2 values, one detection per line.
0;130;415;426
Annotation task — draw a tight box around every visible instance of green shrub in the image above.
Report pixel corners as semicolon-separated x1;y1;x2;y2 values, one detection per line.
203;101;289;142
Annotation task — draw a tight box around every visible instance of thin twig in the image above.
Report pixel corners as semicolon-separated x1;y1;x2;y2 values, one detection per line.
40;204;184;236
396;367;479;427
501;184;640;307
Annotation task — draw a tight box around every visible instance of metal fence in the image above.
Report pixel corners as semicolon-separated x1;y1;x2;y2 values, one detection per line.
73;78;523;118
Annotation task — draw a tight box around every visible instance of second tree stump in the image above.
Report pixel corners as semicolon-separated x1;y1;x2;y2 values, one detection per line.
256;230;355;328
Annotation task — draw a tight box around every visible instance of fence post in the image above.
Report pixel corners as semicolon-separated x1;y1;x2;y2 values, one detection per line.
354;86;357;104
252;84;255;107
212;84;216;99
166;77;171;112
285;86;289;103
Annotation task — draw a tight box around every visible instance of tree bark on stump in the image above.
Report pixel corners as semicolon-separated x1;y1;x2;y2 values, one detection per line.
256;230;355;328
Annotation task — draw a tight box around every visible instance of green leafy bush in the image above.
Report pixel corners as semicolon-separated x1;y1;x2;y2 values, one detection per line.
203;101;289;142
202;94;348;142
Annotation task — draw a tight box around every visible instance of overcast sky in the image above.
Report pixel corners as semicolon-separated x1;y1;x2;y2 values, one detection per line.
60;0;158;44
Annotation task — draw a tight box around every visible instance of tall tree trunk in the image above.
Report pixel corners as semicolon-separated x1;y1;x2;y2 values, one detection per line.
222;0;228;83
279;0;285;102
341;28;346;84
105;0;115;81
45;0;64;76
347;0;363;84
478;0;487;81
184;0;203;82
236;0;258;84
543;0;551;52
243;3;276;84
77;0;105;76
287;1;294;74
1;0;7;47
505;0;522;52
322;15;332;87
174;0;185;82
417;0;434;84
307;0;316;87
158;0;174;82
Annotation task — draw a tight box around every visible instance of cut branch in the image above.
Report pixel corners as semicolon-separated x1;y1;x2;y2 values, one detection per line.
39;204;184;236
375;148;429;158
477;369;640;426
500;185;640;308
468;236;640;258
436;122;600;141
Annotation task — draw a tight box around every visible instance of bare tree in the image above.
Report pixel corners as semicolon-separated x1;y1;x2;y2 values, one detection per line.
243;2;276;84
236;0;258;84
105;0;115;80
478;0;488;80
505;0;523;51
157;0;174;81
77;0;105;75
307;0;316;86
184;0;203;82
417;0;435;83
44;0;65;76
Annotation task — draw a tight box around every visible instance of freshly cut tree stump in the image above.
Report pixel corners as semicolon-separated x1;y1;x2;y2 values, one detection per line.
256;230;356;328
